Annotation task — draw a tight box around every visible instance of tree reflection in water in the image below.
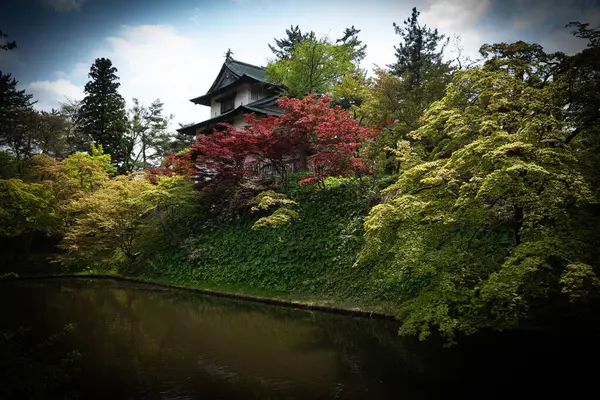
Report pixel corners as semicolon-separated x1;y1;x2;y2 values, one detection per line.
0;278;597;399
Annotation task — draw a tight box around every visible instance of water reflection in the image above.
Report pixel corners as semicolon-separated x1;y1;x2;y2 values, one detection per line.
0;278;597;399
1;279;415;399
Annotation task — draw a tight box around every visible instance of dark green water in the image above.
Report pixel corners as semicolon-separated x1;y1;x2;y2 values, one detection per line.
0;278;596;399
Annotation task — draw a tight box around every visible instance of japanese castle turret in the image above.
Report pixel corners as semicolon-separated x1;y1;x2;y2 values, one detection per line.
178;57;283;137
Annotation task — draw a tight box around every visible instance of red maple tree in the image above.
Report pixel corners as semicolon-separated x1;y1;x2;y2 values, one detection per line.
151;94;377;190
275;94;376;187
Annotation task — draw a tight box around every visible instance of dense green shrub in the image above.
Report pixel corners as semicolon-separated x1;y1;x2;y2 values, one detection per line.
132;177;395;306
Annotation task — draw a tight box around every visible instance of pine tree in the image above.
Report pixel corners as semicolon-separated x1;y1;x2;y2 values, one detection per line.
79;58;128;171
124;98;172;170
389;7;450;88
268;25;315;61
336;26;367;66
58;98;91;155
0;71;35;161
361;9;453;173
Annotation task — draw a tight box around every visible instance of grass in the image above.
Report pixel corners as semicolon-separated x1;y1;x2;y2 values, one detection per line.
63;270;398;317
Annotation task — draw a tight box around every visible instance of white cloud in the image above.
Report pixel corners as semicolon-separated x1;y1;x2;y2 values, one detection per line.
22;1;503;129
101;24;220;126
54;62;90;81
419;0;492;62
43;0;85;12
26;79;84;111
26;25;222;128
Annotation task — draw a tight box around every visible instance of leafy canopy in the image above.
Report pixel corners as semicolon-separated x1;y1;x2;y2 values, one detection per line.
357;40;600;341
59;174;196;266
266;36;356;98
249;190;299;231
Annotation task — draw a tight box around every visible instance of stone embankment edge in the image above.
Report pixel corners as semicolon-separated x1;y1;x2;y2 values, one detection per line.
2;274;396;321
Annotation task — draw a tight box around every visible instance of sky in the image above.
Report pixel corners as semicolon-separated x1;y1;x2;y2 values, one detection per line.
1;0;599;128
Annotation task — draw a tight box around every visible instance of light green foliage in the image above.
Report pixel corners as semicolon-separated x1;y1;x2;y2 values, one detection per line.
59;174;197;270
357;57;600;340
57;144;114;189
266;37;356;98
331;71;370;112
559;263;600;303
23;145;112;229
0;178;60;237
59;175;156;265
249;190;299;230
360;63;452;173
251;207;299;230
0;146;114;270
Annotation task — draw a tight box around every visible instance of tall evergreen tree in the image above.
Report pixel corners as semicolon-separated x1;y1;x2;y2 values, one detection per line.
361;8;453;173
79;58;128;171
124;98;173;170
0;71;35;161
336;26;367;66
389;7;450;88
268;25;315;61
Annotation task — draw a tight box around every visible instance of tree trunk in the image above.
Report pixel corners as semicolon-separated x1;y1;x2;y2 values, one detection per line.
142;134;147;166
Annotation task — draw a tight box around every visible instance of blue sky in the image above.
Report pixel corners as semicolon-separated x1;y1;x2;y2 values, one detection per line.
1;0;599;126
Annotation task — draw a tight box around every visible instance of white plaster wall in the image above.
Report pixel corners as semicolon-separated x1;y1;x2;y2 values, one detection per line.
230;115;247;129
210;98;220;118
235;83;250;108
208;84;252;117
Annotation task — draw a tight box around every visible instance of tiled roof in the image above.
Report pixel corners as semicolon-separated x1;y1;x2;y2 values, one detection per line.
243;96;283;116
176;96;282;134
192;58;275;105
226;59;267;82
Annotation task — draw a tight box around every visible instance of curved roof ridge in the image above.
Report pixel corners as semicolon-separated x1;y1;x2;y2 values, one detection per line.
227;58;265;71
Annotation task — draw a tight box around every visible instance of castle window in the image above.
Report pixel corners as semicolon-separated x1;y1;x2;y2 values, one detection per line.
220;94;235;114
250;90;261;101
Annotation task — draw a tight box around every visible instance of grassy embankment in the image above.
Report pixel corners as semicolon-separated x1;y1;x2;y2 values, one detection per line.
81;177;399;315
3;177;400;316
